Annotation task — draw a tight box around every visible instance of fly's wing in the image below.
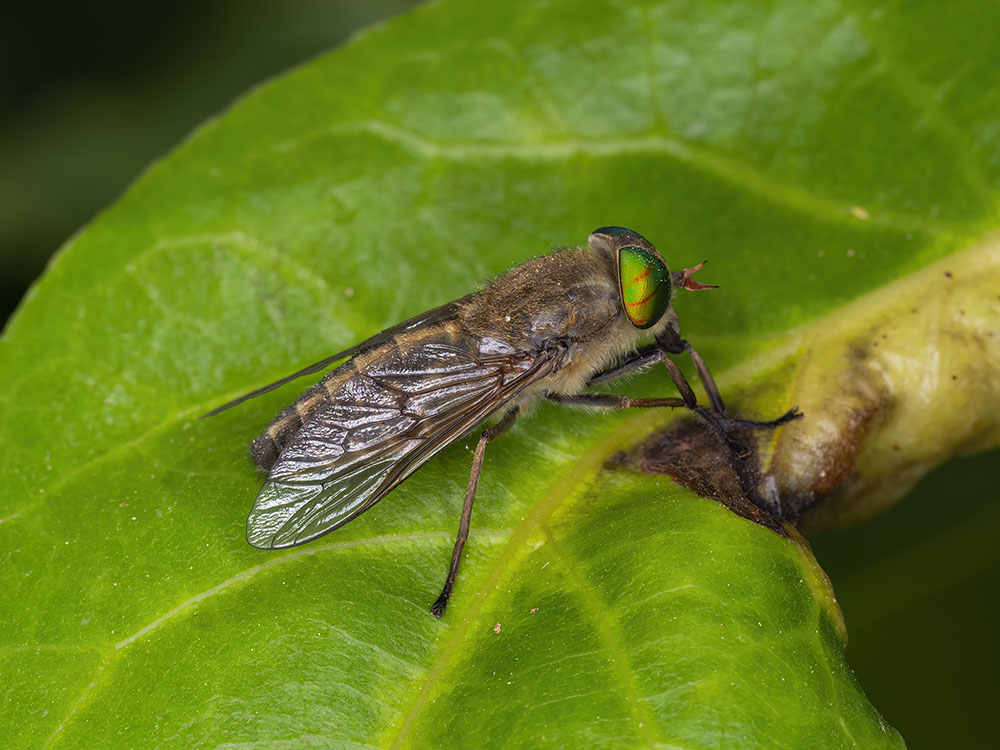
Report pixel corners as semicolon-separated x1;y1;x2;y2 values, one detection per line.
247;336;566;549
201;295;474;418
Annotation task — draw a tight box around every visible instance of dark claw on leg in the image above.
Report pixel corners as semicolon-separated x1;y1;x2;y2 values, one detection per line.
692;405;803;453
713;406;803;432
430;593;449;619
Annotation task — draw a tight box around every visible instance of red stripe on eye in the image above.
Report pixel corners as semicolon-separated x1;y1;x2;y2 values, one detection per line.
626;283;662;307
630;266;653;283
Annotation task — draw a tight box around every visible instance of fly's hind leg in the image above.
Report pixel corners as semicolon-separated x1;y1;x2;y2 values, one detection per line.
431;407;519;618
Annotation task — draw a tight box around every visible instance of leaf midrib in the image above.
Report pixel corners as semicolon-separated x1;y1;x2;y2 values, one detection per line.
278;118;972;235
544;527;661;747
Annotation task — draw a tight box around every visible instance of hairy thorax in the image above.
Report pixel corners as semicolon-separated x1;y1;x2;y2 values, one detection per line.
462;247;667;397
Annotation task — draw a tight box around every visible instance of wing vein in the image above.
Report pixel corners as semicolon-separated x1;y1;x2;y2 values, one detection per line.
248;338;564;549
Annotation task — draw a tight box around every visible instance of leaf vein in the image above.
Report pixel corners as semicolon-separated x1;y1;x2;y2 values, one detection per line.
280;118;959;235
544;527;661;748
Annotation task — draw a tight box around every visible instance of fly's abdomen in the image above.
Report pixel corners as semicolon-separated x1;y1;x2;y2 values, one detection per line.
249;323;468;473
250;379;337;472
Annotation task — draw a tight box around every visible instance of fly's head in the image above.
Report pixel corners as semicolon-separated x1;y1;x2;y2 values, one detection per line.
588;226;718;333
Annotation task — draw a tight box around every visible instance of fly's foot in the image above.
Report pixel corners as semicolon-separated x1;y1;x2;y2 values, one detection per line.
693;405;802;449
720;406;803;432
430;591;450;618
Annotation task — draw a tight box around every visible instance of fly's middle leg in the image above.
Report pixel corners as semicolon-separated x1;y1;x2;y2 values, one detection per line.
431;407;519;618
586;337;802;438
546;393;686;409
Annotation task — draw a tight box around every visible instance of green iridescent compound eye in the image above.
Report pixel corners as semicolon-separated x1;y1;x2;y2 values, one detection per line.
619;245;671;329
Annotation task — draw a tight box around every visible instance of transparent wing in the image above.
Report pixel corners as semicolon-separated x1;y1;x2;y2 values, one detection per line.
201;295;473;418
247;337;565;549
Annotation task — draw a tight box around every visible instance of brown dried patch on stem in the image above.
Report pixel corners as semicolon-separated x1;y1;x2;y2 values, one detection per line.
611;418;786;535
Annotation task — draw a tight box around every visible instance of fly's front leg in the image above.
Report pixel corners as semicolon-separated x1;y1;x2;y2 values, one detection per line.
656;355;742;448
431;407;519;618
655;327;726;415
588;335;801;433
587;344;662;386
580;346;736;442
655;327;802;429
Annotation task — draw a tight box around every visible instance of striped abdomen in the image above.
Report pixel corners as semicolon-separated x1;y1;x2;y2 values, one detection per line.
250;354;366;472
249;321;464;472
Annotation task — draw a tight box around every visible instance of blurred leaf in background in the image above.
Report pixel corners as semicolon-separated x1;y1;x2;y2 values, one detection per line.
0;0;422;324
812;451;1000;749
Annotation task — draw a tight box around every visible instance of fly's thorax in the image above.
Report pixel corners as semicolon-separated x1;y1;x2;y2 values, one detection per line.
461;244;674;396
462;248;622;351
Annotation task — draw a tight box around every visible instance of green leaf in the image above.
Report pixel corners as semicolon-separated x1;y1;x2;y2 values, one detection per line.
3;0;997;746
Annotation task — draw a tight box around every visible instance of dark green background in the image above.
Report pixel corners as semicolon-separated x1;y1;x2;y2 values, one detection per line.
3;3;995;747
0;0;420;325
